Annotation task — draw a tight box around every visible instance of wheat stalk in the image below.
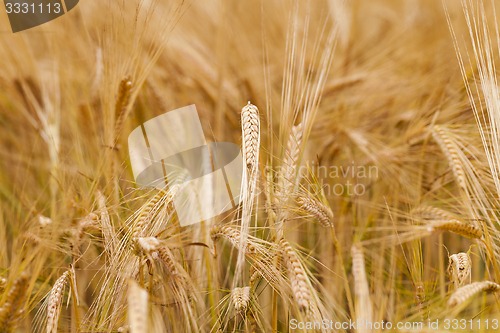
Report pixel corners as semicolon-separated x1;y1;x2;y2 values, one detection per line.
0;274;28;333
241;102;260;169
428;220;482;239
448;252;471;289
128;280;148;333
448;281;500;307
279;238;310;312
46;270;70;333
298;196;334;227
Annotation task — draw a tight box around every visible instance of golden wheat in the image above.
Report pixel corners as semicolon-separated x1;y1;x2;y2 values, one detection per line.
46;270;71;333
448;281;500;307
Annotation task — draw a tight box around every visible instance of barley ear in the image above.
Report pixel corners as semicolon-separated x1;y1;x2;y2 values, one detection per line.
298;196;334;227
46;270;71;333
231;286;251;314
128;280;149;333
241;102;260;170
351;244;373;333
0;273;29;333
448;253;471;290
448;281;500;307
429;220;483;239
279;239;310;312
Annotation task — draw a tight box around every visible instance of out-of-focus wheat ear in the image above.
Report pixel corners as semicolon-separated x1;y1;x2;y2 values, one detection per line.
96;190;117;254
46;270;71;333
428;220;483;239
0;277;5;291
0;273;28;332
279;122;304;197
231;286;251;315
241;102;260;170
136;237;160;254
448;281;500;307
297;196;334;227
128;280;148;333
431;126;467;191
351;245;373;333
411;205;456;220
448;253;471;290
279;239;310;312
114;76;133;139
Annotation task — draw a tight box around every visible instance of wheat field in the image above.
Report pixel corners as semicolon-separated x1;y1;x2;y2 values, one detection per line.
1;0;500;332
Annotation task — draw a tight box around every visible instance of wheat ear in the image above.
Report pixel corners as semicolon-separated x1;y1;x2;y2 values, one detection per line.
412;205;456;220
428;220;482;239
279;239;310;312
448;281;500;307
279;123;304;198
0;274;28;332
114;76;133;139
46;270;71;333
128;280;148;333
298;196;334;227
351;245;373;333
132;186;178;239
431;126;467;191
210;225;256;254
448;253;471;289
231;286;251;314
241;102;260;169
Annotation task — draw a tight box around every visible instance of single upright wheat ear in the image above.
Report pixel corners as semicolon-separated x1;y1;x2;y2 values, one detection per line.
448;252;471;289
279;239;310;312
231;286;251;314
448;281;500;307
114;76;133;138
46;270;71;333
279;123;304;197
431;126;467;191
298;196;334;227
428;220;482;239
241;102;260;169
128;280;148;333
0;273;28;332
